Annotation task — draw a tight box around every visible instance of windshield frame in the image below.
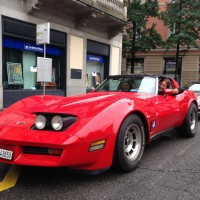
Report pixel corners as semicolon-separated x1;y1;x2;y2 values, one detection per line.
94;75;158;95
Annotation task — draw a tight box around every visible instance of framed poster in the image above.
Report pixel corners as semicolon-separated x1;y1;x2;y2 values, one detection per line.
7;62;23;85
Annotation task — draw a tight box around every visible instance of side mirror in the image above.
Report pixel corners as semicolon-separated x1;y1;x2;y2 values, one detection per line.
164;89;173;95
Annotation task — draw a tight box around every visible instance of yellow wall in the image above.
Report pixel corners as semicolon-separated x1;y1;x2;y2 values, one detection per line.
182;56;199;85
110;46;120;75
69;35;84;69
144;56;163;74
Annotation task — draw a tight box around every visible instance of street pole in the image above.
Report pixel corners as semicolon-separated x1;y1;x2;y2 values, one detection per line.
43;43;46;95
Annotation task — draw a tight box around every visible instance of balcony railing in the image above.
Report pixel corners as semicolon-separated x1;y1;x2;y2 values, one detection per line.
25;0;127;21
81;0;127;21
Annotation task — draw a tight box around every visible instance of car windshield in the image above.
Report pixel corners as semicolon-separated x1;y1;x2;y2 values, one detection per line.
95;76;157;94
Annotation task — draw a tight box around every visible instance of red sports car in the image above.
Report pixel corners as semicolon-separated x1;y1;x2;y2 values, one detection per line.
0;74;198;174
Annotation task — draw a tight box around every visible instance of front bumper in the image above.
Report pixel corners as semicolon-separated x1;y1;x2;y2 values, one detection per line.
0;131;115;171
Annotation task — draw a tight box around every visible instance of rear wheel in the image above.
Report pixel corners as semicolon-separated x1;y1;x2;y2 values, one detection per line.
177;103;198;137
114;114;145;172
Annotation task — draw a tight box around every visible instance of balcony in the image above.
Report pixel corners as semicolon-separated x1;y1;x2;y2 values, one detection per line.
24;0;127;39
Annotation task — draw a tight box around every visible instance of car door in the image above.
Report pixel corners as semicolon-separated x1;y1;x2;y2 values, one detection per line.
157;94;180;132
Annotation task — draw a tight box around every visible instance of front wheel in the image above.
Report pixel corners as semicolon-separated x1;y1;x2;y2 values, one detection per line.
114;114;145;172
177;103;198;138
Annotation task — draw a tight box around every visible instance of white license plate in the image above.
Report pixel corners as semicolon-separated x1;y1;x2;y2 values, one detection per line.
0;148;13;160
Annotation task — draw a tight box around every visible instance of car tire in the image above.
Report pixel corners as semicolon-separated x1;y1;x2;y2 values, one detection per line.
177;103;198;138
114;114;145;172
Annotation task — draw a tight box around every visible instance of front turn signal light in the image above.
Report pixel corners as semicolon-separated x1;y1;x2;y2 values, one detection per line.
89;140;106;152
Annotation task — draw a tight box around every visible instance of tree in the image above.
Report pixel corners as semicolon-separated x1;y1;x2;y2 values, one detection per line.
160;0;200;80
123;0;164;73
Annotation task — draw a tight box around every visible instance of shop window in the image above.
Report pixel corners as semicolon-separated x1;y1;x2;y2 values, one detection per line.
86;54;104;90
3;47;61;90
3;48;23;89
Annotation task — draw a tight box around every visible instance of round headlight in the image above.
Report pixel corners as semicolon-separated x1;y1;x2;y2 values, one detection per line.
51;115;63;131
35;115;47;129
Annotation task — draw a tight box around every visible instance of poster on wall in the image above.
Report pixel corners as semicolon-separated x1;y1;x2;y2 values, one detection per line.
7;62;23;85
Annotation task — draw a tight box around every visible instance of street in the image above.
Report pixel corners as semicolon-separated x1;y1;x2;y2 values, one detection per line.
0;121;200;200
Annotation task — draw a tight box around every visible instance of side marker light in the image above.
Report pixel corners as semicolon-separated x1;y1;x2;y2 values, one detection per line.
89;140;106;152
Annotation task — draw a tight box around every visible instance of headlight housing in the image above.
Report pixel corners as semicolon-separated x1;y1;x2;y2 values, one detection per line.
35;115;47;129
33;113;77;131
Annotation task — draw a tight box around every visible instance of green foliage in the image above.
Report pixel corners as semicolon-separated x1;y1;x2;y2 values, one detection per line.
160;0;200;51
123;0;163;57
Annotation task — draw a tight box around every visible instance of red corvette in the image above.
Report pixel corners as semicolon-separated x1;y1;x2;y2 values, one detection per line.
0;74;198;174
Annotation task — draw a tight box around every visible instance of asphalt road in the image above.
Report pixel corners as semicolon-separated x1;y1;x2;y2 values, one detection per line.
0;121;200;200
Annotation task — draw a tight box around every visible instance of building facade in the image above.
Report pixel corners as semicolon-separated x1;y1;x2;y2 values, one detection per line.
0;0;127;108
122;0;200;86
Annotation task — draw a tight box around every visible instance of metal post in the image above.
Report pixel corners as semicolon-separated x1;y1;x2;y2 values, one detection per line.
43;44;46;95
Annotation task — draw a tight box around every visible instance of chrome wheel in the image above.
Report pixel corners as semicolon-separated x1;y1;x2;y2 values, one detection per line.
114;114;145;172
190;108;196;131
124;124;142;161
177;103;197;138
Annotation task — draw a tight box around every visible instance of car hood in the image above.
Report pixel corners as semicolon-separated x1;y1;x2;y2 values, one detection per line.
0;92;142;126
40;92;120;115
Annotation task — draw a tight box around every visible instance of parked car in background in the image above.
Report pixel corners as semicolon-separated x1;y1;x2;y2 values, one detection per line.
0;74;198;174
183;82;200;116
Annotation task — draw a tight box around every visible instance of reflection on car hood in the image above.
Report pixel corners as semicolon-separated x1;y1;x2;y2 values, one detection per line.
37;92;135;115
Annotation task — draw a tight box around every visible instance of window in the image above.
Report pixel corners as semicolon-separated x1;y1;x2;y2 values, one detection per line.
3;47;61;90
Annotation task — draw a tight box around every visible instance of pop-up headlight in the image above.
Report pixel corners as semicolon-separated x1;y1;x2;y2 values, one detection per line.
35;115;47;129
51;115;64;131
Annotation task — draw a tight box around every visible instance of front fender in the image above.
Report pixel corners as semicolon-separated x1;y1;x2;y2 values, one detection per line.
75;99;136;141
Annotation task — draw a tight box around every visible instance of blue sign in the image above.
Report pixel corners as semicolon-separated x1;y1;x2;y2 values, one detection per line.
3;38;61;56
87;54;104;63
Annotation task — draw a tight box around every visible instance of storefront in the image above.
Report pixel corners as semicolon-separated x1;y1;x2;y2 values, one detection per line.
2;17;66;107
